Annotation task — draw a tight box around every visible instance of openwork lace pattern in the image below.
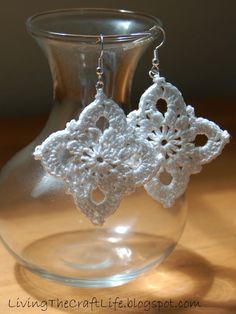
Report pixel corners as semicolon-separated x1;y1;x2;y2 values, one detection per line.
34;90;160;224
34;78;229;224
127;75;230;207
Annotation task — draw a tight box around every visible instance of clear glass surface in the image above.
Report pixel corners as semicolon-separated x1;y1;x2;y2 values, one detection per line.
0;8;187;288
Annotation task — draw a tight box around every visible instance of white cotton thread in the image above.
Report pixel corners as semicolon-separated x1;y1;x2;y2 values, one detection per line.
127;75;230;207
34;90;160;225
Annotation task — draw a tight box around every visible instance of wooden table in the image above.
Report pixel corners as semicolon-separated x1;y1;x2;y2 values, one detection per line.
0;105;235;314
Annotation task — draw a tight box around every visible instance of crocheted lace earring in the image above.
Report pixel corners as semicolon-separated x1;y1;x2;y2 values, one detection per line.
33;35;159;225
127;27;230;207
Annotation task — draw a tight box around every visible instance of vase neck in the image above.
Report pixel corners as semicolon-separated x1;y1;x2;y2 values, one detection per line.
38;37;152;120
27;9;162;132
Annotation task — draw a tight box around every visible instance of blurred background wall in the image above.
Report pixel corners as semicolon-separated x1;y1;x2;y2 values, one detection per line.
0;0;235;117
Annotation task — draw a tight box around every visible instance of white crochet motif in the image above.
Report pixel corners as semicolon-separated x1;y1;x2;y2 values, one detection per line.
34;89;160;225
127;75;230;207
34;76;230;223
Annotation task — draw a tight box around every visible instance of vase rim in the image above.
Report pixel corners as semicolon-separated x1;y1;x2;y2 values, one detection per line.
26;8;163;43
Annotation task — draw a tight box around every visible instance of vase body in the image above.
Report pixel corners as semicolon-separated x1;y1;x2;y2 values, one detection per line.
0;9;187;287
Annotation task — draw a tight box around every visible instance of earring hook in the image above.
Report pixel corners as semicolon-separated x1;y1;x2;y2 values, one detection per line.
96;34;104;90
154;27;166;52
149;27;166;79
97;34;104;67
153;27;166;66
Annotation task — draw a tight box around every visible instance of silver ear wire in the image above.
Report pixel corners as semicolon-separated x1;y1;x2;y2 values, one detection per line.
96;34;104;90
149;27;166;78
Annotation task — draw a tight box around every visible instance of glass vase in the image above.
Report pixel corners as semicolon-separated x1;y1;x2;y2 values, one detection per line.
0;8;187;288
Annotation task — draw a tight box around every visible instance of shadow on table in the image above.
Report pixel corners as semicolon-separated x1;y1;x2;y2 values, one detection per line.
185;144;236;245
14;245;236;313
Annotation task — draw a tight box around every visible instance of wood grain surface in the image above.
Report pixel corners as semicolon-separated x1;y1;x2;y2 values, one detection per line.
0;102;235;314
